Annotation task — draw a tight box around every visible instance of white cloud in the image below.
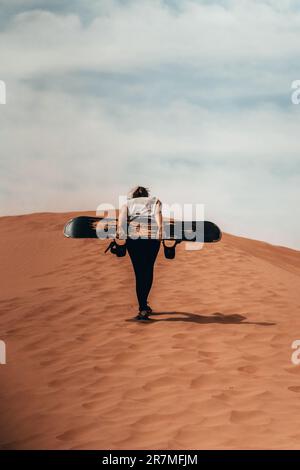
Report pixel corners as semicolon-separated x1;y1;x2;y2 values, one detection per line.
1;82;299;248
1;1;300;78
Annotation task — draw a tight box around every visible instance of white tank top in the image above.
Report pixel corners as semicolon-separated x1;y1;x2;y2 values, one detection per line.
127;196;158;220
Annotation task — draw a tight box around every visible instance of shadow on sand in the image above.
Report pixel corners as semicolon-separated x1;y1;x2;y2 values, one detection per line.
128;311;276;326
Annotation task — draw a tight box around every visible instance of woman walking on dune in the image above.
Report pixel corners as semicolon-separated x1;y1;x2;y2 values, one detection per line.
118;186;162;321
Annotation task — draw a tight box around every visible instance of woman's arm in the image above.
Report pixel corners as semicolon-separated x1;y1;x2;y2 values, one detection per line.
117;204;128;239
154;200;163;239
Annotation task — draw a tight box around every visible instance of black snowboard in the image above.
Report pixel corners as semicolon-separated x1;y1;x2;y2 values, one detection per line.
63;216;222;243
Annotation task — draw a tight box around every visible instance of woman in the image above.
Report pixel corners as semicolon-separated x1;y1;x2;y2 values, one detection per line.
118;186;162;321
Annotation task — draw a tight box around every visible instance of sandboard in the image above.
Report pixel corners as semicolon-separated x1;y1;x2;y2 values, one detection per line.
63;216;222;243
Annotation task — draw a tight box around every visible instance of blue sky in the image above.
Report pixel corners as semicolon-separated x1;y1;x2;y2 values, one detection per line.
0;0;299;248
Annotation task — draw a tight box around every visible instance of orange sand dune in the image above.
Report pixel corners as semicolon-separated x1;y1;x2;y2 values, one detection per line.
0;212;300;450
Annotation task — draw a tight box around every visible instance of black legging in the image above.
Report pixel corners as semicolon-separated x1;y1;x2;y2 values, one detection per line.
127;239;160;310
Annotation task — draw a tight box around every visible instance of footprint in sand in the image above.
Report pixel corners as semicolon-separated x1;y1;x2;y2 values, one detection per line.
230;409;270;425
237;365;258;374
288;386;300;393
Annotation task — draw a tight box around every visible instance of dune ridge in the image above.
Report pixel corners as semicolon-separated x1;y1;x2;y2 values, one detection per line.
0;212;300;449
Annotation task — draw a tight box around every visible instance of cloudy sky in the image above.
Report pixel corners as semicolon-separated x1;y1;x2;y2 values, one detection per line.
0;0;299;248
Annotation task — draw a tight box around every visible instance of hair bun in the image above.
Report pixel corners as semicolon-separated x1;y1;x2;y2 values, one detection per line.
128;186;149;199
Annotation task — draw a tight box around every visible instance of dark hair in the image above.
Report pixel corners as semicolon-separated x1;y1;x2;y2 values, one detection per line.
131;186;149;198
